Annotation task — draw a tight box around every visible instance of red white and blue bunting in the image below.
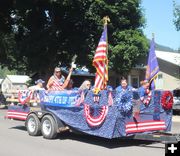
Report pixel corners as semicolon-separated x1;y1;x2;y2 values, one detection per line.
18;90;32;105
84;104;108;127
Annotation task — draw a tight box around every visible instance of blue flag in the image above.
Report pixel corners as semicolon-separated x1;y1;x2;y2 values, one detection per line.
145;38;159;90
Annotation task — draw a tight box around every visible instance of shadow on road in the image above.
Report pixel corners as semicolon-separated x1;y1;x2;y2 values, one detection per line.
173;110;180;115
9;125;27;131
7;124;165;149
57;132;164;149
6;125;165;149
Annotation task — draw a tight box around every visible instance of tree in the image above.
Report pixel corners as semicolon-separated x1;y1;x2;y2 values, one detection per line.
0;66;17;78
0;0;148;76
0;32;25;70
173;0;180;31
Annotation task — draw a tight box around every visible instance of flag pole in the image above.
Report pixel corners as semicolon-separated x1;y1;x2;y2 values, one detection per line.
103;16;110;56
103;16;110;25
152;33;158;89
152;33;154;39
149;32;159;89
102;16;110;89
93;16;110;94
148;33;155;85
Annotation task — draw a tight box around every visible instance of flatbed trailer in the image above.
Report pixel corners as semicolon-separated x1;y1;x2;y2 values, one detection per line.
25;109;180;144
5;89;180;144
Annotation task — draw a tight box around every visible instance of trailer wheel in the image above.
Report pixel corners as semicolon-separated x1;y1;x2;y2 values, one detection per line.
26;113;41;136
41;115;58;139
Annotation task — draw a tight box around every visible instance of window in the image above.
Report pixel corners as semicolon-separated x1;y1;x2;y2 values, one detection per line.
8;83;11;89
156;74;163;89
131;76;139;88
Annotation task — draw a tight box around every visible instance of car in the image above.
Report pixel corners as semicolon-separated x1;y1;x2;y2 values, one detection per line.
173;88;180;113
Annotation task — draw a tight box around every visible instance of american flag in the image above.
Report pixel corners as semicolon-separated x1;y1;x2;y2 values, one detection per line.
93;25;108;93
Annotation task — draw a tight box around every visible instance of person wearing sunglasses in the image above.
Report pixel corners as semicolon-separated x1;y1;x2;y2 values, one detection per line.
46;67;73;91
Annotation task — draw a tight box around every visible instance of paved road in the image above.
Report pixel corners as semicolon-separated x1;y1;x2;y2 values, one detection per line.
0;109;179;156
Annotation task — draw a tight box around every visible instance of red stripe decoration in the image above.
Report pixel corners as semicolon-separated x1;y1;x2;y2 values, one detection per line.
84;104;108;127
126;120;166;134
93;25;108;93
6;111;28;120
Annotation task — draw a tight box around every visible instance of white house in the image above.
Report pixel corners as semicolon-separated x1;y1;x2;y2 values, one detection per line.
1;75;31;97
155;50;180;90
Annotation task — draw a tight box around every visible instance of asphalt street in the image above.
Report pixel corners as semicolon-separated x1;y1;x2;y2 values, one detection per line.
0;109;179;156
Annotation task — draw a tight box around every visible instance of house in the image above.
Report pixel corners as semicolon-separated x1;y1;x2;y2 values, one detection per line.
109;50;180;90
155;50;180;90
1;75;31;97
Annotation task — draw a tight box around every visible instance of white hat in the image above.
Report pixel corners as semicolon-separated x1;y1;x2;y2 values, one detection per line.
54;67;61;72
35;79;45;84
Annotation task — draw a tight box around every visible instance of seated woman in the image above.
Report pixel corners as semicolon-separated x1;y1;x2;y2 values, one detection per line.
79;80;91;96
46;67;73;91
79;80;91;91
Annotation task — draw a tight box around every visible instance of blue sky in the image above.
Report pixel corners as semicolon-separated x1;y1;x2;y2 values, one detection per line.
141;0;180;50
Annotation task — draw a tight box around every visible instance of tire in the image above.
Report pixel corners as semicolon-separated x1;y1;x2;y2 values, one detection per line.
26;113;41;136
41;115;58;139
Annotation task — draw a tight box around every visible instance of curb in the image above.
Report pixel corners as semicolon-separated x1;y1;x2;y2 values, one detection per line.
172;116;180;122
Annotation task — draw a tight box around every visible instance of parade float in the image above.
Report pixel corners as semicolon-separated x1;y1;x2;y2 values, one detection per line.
5;17;179;143
6;87;176;140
